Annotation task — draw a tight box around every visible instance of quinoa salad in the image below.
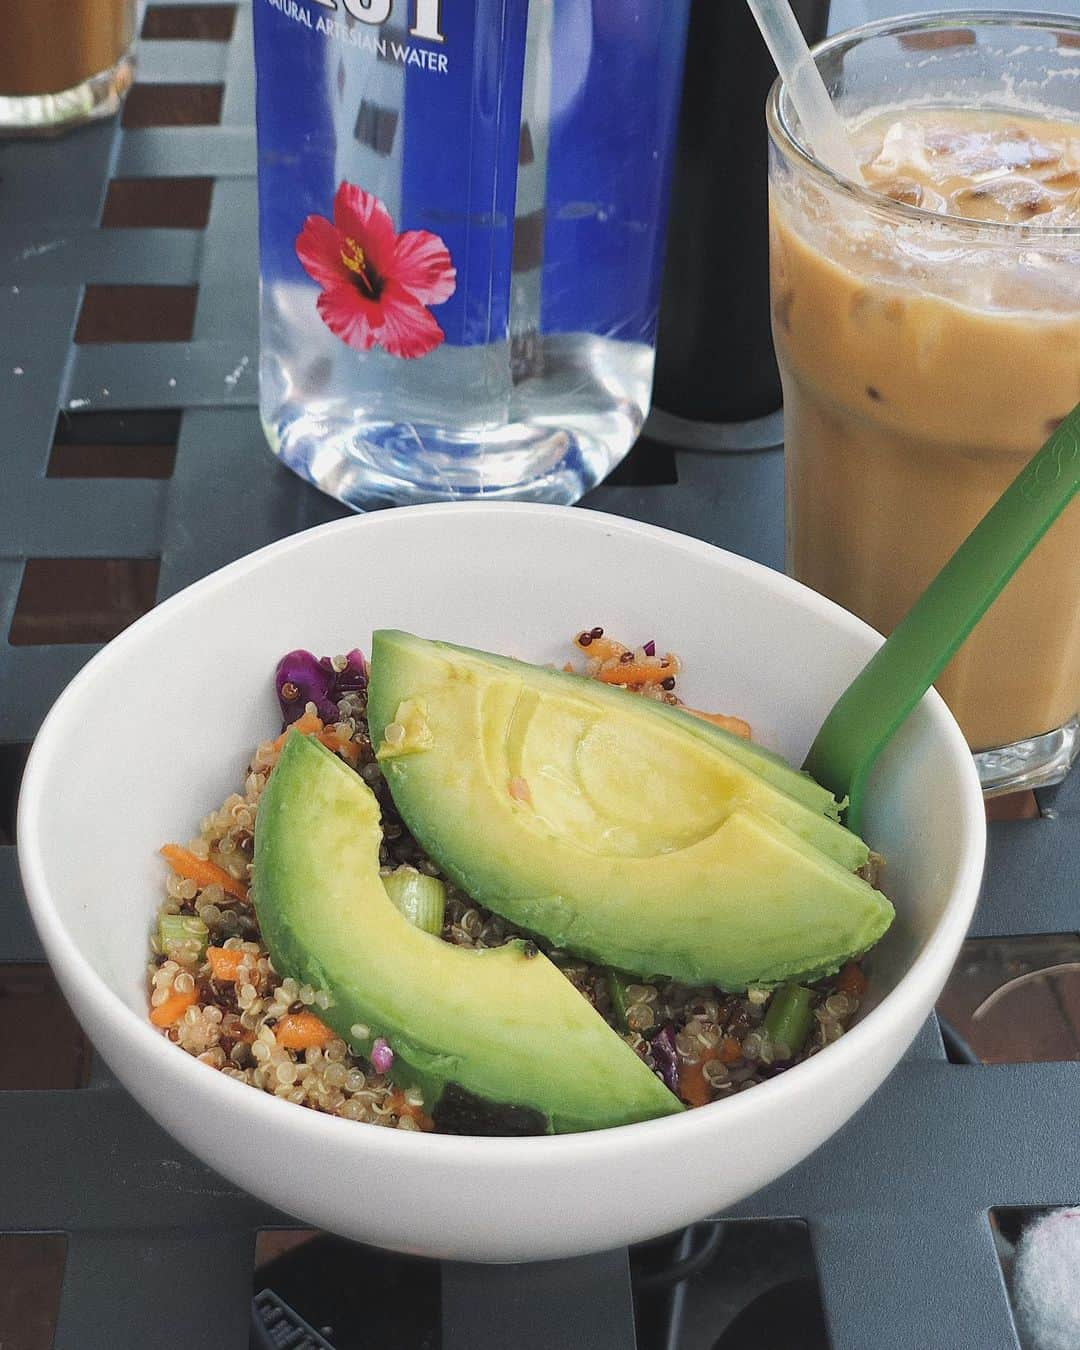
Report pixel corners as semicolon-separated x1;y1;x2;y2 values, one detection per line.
148;630;872;1134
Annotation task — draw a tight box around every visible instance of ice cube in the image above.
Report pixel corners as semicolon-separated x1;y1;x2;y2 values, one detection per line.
950;176;1054;223
876;179;947;213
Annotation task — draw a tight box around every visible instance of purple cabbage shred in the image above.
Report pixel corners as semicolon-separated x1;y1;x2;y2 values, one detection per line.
650;1024;680;1095
275;648;367;728
335;648;368;694
642;639;656;657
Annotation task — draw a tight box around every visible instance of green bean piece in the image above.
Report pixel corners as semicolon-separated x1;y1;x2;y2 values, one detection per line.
763;983;816;1058
606;969;633;1030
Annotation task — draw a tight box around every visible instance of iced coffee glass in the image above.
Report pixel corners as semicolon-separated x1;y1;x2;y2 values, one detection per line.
768;12;1080;794
0;0;136;135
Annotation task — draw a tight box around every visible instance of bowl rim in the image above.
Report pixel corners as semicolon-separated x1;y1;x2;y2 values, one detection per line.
17;501;986;1162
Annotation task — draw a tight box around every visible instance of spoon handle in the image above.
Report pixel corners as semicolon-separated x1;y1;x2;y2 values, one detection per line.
804;402;1080;833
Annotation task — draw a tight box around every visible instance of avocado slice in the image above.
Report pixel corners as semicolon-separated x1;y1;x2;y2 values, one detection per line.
659;703;843;820
367;631;894;989
371;633;862;867
253;731;682;1134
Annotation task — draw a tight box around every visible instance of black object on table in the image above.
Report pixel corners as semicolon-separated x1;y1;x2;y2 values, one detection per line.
251;1287;335;1349
652;0;831;427
1;3;1077;1348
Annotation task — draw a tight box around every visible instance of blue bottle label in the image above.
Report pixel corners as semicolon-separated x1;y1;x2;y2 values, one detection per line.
253;0;689;356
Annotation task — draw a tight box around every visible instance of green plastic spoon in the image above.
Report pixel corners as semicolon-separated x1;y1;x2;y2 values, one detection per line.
804;402;1080;834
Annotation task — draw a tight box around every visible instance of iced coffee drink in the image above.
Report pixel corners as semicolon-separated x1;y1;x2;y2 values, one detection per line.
767;14;1080;791
0;0;135;133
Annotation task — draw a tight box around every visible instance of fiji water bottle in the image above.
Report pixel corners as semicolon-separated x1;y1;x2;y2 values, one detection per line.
253;0;691;507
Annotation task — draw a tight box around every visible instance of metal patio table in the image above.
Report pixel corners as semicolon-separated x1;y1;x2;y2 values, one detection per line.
1;1;1077;1346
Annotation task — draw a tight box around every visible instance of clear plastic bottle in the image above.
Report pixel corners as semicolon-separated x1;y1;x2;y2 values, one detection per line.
253;0;690;507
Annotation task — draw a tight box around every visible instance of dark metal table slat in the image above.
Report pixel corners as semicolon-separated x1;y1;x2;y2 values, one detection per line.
811;1213;1017;1350
443;1250;638;1350
54;1230;255;1350
0;850;44;963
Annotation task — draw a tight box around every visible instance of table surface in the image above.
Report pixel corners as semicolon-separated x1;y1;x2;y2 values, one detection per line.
1;2;1078;1347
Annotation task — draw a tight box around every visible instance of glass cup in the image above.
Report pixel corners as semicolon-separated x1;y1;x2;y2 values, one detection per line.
0;0;136;135
767;11;1080;795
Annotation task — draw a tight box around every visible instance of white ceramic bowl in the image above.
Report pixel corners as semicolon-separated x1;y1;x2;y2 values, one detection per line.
17;503;985;1262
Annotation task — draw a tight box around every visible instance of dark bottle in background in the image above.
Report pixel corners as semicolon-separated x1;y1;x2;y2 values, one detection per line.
652;0;831;428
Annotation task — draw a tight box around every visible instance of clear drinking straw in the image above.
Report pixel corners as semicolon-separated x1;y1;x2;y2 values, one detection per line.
745;0;863;183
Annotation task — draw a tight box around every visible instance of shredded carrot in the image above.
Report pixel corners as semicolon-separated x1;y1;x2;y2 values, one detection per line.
267;712;359;766
206;946;247;982
685;708;752;740
160;844;248;902
275;1010;335;1051
389;1090;435;1131
150;987;198;1027
575;634;629;662
836;962;868;999
317;726;360;765
595;657;677;688
677;1058;712;1109
717;1035;743;1064
508;775;532;805
678;1036;744;1105
270;709;323;753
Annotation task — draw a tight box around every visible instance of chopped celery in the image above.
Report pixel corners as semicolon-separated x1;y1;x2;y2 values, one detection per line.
763;983;816;1058
606;969;633;1030
158;912;209;958
383;866;446;935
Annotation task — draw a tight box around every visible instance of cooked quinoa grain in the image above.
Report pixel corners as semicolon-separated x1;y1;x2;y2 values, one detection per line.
149;634;867;1131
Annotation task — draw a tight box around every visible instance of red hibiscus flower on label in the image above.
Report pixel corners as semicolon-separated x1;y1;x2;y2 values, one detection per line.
295;182;456;360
